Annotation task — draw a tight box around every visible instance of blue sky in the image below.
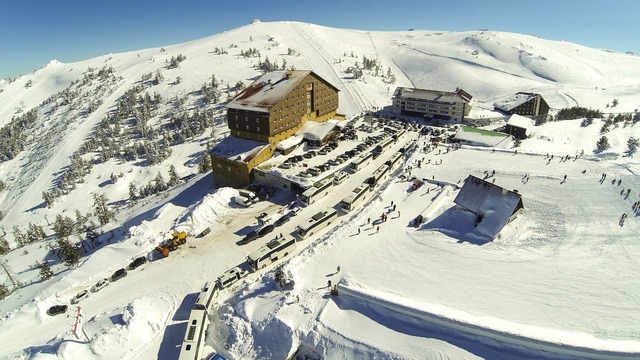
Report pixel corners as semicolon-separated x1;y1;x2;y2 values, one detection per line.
1;0;639;79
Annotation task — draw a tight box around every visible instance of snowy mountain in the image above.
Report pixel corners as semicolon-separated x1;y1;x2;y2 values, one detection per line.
0;21;639;360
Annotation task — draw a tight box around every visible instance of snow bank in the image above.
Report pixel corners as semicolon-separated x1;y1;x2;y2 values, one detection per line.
335;280;640;359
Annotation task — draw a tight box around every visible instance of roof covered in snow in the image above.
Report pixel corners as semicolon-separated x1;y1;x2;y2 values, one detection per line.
454;175;523;239
226;70;339;113
392;87;472;104
493;92;539;112
454;126;513;148
302;119;339;142
210;135;269;163
506;114;535;129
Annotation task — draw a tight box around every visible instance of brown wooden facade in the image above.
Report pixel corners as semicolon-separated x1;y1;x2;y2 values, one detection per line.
212;71;340;188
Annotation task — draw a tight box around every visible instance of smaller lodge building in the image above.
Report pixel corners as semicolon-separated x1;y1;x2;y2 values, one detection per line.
391;87;473;122
493;92;549;117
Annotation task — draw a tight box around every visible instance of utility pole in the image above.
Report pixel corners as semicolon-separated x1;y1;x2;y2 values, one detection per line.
0;260;18;288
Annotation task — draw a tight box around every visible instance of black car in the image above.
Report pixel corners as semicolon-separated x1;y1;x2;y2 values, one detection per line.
111;268;128;282
242;231;259;244
129;256;147;270
47;304;68;316
258;224;275;238
274;214;290;227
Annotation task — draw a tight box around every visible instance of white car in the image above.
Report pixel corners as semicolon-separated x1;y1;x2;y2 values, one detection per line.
71;290;89;304
92;278;109;293
288;207;302;217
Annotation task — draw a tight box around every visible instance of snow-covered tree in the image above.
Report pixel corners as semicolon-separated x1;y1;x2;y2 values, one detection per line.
26;223;46;243
627;137;639;155
36;261;53;280
53;214;75;239
0;238;10;255
12;226;26;248
56;237;80;267
168;165;181;187
93;193;114;226
128;182;138;201
596;136;610;151
42;190;55;208
154;172;167;192
0;284;9;300
199;152;212;173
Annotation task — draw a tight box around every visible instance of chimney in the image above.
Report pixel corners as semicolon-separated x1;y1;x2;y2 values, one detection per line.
284;72;292;79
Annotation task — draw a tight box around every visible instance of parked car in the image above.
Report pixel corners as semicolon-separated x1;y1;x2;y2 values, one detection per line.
274;214;290;227
242;231;259;244
111;268;128;282
47;304;68;316
129;256;147;270
307;167;321;176
288;206;302;217
92;278;110;292
258;224;275;238
71;290;89;304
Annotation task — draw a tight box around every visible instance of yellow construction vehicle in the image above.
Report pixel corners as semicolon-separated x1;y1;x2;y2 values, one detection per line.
155;231;188;257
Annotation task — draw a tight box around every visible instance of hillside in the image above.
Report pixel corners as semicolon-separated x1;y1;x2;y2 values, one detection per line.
0;21;639;360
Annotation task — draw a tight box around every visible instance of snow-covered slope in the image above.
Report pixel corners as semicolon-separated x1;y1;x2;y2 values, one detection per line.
0;21;639;360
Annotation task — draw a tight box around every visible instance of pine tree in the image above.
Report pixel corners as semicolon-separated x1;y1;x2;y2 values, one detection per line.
154;172;167;192
129;182;138;201
199;152;212;173
168;165;180;187
93;193;114;226
57;237;81;267
53;214;75;239
75;209;89;234
596;136;610;151
627;137;639;155
26;222;46;243
12;226;27;248
36;261;53;280
0;238;10;255
0;284;9;300
42;190;55;208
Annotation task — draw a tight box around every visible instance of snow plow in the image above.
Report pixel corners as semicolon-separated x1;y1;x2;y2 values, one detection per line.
155;231;187;257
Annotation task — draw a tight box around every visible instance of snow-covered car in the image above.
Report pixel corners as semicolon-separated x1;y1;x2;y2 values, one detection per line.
71;290;89;304
91;278;109;292
47;304;68;316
